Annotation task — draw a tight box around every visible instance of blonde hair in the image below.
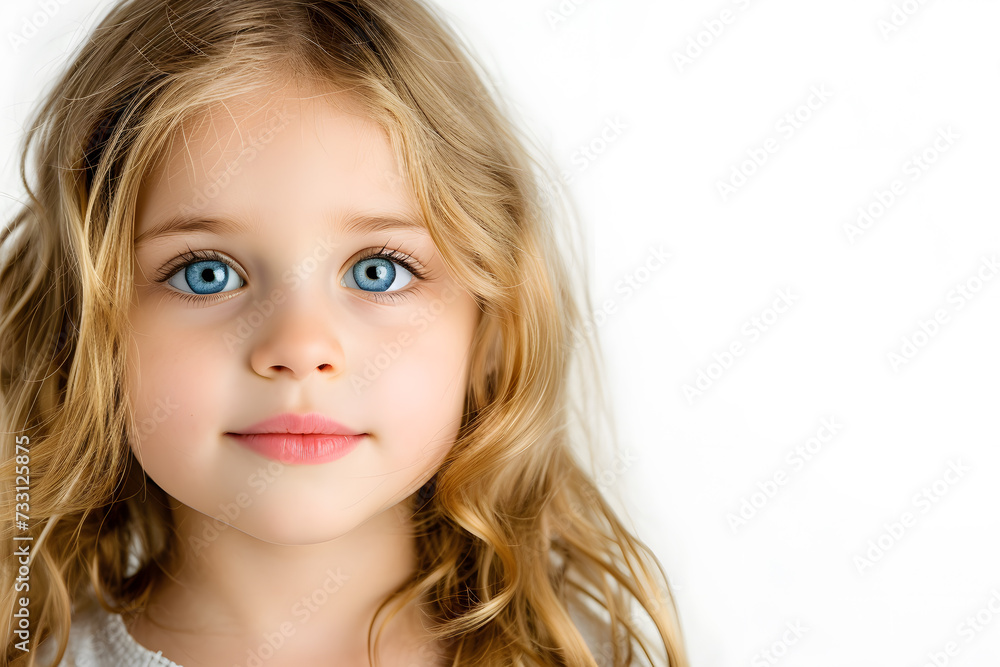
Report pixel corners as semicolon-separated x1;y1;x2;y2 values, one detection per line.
0;1;689;665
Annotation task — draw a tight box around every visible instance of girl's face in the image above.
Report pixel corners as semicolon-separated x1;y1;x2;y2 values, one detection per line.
126;81;479;545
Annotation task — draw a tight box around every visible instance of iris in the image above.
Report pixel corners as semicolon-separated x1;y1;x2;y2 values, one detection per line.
351;257;395;292
184;260;231;294
341;255;413;292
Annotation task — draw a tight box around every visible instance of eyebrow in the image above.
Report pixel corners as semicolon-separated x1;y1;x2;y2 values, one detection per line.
134;213;428;248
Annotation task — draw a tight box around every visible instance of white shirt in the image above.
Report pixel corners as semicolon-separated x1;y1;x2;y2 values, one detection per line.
36;591;618;666
35;595;181;667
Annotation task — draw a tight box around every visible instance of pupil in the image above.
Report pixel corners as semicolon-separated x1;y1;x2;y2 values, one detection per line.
202;268;216;282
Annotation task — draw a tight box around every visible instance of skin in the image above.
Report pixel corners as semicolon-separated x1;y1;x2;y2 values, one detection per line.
125;78;477;666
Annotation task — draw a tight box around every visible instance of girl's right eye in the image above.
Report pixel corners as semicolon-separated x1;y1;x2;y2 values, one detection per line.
160;251;245;296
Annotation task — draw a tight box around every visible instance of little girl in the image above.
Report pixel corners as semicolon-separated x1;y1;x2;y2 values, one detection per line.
1;1;688;665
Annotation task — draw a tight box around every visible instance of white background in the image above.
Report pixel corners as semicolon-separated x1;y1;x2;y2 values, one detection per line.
3;1;1000;666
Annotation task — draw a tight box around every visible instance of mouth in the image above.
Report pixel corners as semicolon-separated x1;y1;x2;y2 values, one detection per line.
225;412;367;464
224;432;366;465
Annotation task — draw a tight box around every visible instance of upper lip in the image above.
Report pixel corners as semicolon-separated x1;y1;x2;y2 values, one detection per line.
229;412;365;436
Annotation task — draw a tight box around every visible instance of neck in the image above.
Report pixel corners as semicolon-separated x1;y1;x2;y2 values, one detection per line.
131;496;430;665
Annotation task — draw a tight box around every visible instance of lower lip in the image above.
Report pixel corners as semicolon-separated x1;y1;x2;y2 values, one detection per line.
225;433;365;464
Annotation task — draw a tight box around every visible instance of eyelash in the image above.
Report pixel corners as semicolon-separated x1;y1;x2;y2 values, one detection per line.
152;249;238;306
153;246;428;305
360;245;428;281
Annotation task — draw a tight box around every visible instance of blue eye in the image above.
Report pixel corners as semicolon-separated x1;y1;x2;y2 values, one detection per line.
166;258;244;295
341;255;414;293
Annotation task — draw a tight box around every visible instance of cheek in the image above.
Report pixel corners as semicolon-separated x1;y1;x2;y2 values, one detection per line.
359;297;476;461
126;307;229;467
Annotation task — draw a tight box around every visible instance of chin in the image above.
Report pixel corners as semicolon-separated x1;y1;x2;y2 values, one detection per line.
222;506;378;547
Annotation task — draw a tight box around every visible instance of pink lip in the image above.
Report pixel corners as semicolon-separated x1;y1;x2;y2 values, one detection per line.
226;412;366;464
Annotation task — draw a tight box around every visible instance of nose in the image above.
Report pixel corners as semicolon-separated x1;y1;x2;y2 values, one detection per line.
248;291;345;380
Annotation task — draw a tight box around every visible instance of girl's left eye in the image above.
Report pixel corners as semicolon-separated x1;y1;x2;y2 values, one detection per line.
341;254;415;294
164;253;244;296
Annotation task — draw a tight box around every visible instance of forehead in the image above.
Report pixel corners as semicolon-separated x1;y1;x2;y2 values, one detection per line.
135;80;417;236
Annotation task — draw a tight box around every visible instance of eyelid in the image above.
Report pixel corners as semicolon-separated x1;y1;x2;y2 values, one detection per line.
352;244;429;281
154;249;246;284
